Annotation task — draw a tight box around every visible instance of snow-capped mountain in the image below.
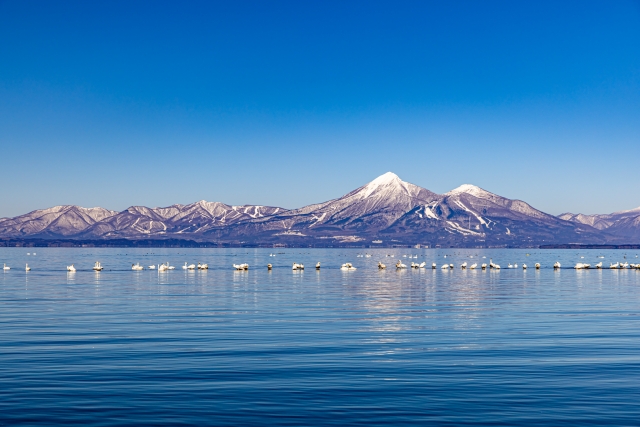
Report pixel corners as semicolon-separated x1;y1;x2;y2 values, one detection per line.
557;213;615;230
0;172;631;246
77;201;286;239
559;207;640;240
383;183;604;246
234;172;440;232
0;205;117;237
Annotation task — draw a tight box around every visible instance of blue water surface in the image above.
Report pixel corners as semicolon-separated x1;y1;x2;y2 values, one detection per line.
1;247;639;426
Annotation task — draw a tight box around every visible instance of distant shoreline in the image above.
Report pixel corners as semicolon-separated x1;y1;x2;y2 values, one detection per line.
539;244;640;250
1;238;639;250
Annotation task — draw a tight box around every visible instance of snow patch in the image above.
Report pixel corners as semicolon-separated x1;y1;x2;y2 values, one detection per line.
423;203;440;220
452;200;488;225
446;221;482;236
309;212;327;227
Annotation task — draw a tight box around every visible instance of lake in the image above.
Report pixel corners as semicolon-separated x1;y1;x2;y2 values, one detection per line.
1;247;640;425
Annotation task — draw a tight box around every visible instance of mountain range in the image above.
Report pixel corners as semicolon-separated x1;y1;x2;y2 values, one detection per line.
1;172;638;247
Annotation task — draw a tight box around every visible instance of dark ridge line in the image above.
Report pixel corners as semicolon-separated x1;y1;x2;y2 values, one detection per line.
1;238;638;249
0;238;213;248
540;244;640;249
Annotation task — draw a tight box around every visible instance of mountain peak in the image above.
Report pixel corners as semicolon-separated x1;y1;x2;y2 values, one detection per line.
446;184;492;198
370;171;400;184
612;205;640;215
360;172;409;198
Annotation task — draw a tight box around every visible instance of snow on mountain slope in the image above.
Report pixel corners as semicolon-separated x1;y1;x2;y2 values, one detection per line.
443;184;558;222
79;206;173;237
558;213;615;230
208;174;605;246
0;172;628;245
384;183;602;244
266;172;441;229
0;205;117;237
559;206;640;239
605;214;640;240
394;183;561;229
78;201;286;238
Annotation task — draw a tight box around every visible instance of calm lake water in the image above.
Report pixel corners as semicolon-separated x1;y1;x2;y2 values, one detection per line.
1;247;640;425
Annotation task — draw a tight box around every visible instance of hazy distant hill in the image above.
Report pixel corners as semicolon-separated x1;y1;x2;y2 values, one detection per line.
559;207;640;242
1;172;635;247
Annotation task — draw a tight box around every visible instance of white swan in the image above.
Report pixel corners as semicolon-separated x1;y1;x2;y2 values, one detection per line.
148;265;156;270
449;263;454;269
535;263;541;269
610;262;619;269
132;263;144;271
595;262;602;269
341;263;357;271
67;264;76;272
441;264;449;269
461;262;467;269
234;263;249;271
198;263;208;270
554;262;561;269
396;261;407;269
574;263;590;269
507;263;514;269
3;263;10;271
378;261;386;269
418;262;426;268
522;264;527;269
481;263;487;269
92;261;103;271
25;263;31;271
316;262;321;270
469;263;477;269
182;262;196;270
292;263;304;270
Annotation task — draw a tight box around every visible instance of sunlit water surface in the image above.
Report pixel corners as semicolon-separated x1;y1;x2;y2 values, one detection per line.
1;247;640;425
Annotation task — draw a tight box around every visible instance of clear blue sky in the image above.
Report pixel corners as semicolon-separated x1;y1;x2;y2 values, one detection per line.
1;0;638;217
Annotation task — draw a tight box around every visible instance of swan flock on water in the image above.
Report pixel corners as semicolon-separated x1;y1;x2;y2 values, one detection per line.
4;255;640;273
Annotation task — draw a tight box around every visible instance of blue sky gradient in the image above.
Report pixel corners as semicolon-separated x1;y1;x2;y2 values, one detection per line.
1;0;638;217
